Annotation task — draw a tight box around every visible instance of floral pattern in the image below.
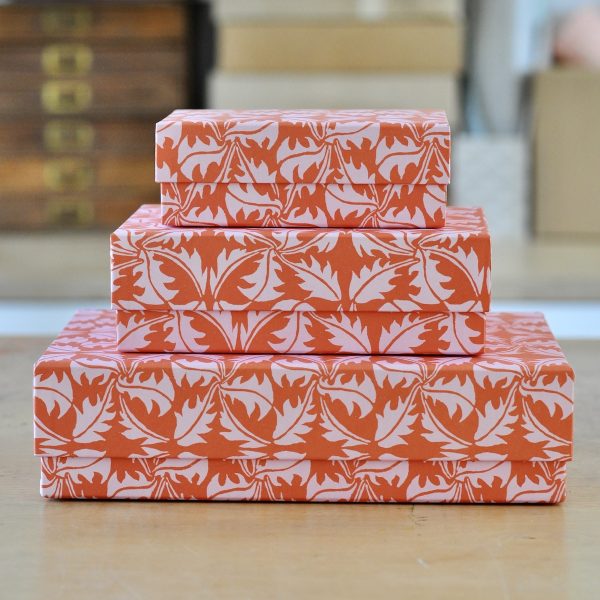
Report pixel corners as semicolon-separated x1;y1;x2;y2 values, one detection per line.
160;182;447;229
116;309;485;355
111;205;490;312
39;457;567;503
155;109;450;184
34;310;574;464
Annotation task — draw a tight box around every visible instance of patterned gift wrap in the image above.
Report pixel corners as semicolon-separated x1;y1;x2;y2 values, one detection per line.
34;311;573;484
160;182;447;229
156;109;450;228
40;457;567;503
111;205;490;313
116;310;485;355
155;109;450;184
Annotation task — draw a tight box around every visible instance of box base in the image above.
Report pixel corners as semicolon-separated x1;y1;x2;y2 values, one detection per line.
116;309;485;355
161;182;447;229
40;458;567;503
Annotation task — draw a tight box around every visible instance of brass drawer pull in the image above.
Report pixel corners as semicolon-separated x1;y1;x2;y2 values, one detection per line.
43;158;94;192
44;120;95;152
45;199;94;227
41;81;92;114
40;7;93;36
42;44;93;77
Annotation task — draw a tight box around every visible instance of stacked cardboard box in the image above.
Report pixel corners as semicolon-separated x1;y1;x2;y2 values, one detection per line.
33;109;574;503
209;0;463;125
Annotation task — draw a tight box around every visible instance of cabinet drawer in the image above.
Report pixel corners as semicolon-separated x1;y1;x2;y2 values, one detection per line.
0;120;157;155
0;192;158;230
0;155;155;194
0;73;184;116
0;5;186;42
0;45;185;77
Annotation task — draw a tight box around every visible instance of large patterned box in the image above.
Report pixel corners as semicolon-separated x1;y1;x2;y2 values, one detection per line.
156;109;451;228
111;205;490;355
34;310;573;502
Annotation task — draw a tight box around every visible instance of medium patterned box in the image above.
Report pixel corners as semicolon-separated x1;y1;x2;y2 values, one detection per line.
34;310;573;502
110;205;490;355
155;109;450;228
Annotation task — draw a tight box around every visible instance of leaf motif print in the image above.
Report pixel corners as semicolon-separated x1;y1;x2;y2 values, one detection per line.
238;248;285;305
34;367;73;419
420;372;476;454
41;457;568;503
318;372;376;419
379;313;436;354
290;255;342;302
117;371;175;418
269;357;321;387
348;260;398;306
406;460;511;503
267;312;314;354
438;312;484;355
474;396;519;450
162;182;447;228
306;460;410;502
72;396;115;444
272;398;317;447
41;457;113;499
171;357;222;387
34;310;574;464
221;373;274;420
521;364;574;421
375;394;419;449
422;373;476;421
119;402;168;453
505;461;567;503
106;458;210;500
315;313;370;353
206;459;311;501
174;396;217;448
111;205;490;312
156;109;451;184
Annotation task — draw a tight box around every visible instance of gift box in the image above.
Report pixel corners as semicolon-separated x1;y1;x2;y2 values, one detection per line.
111;204;489;355
116;309;485;355
155;109;451;228
34;309;573;502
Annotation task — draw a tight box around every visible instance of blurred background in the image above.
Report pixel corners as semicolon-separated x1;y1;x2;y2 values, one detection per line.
0;0;599;336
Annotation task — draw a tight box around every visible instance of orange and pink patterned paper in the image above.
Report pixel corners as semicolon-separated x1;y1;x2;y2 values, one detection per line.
111;205;490;313
160;182;447;229
155;109;451;184
115;309;485;355
40;457;567;503
34;310;573;465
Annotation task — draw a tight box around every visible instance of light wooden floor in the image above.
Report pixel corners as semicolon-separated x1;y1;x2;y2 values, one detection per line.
0;337;598;599
1;232;600;300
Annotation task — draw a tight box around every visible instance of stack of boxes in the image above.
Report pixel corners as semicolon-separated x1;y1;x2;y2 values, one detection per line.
33;109;574;503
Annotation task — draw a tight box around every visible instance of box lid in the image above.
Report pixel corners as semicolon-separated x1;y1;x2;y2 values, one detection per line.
155;109;451;184
34;310;574;463
111;205;490;313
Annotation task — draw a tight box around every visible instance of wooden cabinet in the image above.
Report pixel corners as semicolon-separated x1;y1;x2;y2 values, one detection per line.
0;2;196;229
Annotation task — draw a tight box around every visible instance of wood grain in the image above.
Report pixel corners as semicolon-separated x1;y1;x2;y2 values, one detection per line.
0;337;598;599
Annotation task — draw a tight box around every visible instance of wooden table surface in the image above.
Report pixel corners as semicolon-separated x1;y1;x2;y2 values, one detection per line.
1;337;598;599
